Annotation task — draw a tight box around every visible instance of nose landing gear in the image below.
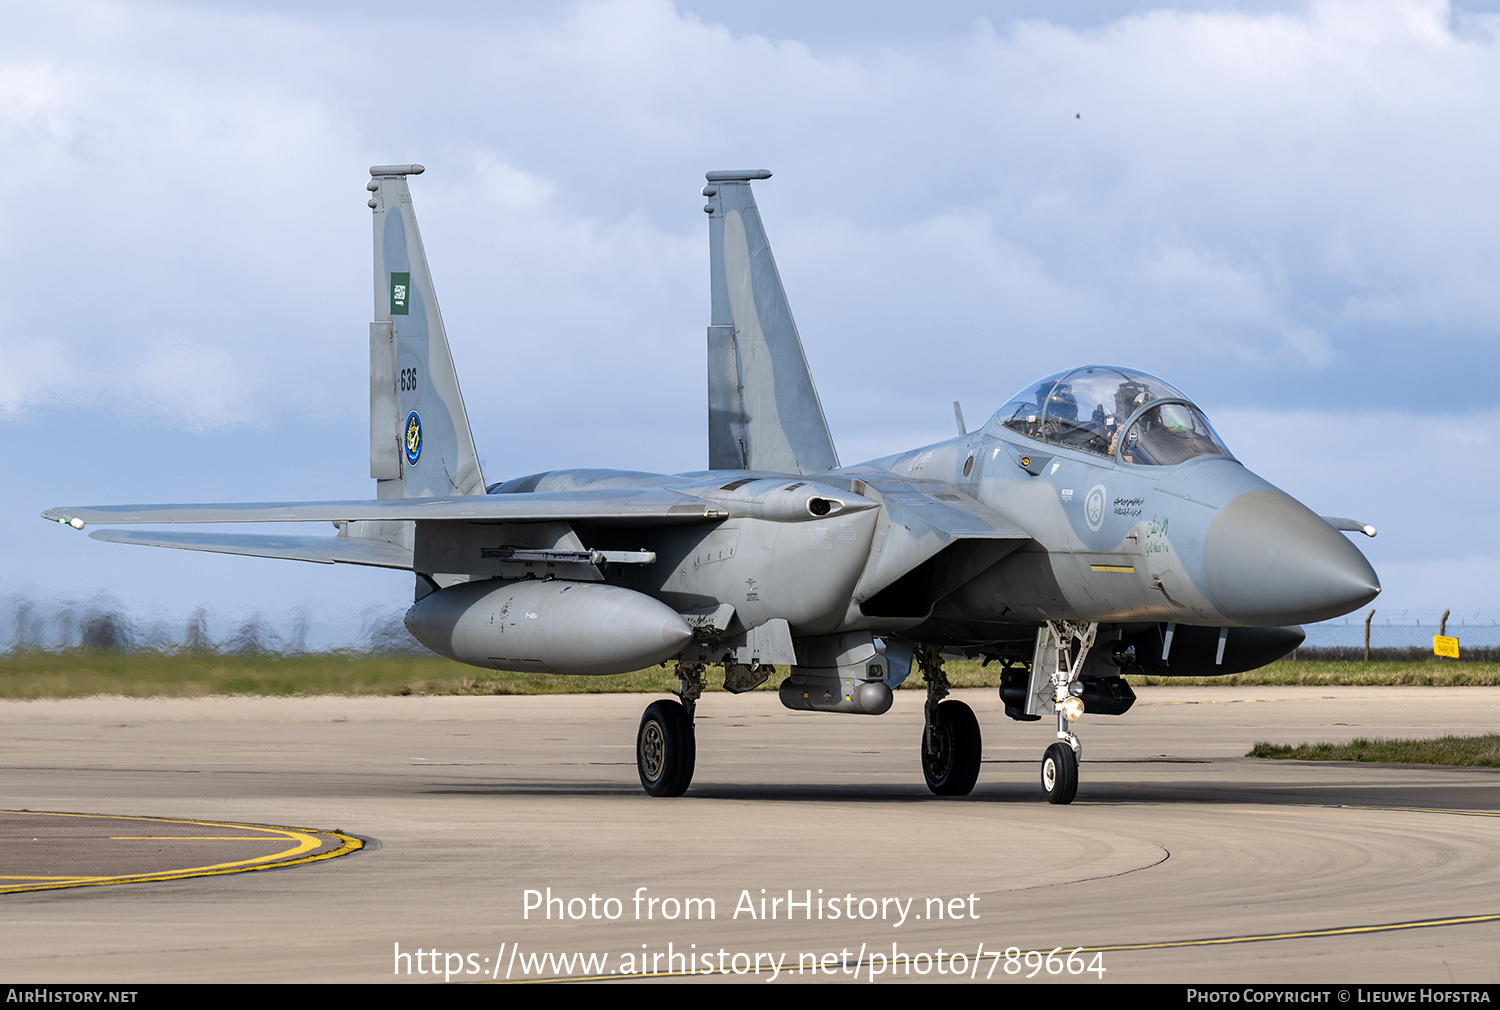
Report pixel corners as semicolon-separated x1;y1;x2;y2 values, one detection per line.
1031;621;1096;805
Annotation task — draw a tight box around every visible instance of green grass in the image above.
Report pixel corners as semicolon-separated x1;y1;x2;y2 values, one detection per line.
0;650;449;699
928;658;1500;689
1127;658;1500;687
0;649;689;699
1248;735;1500;767
0;650;1497;700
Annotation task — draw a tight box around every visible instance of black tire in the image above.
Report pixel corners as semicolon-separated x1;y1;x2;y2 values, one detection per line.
1041;742;1078;805
637;699;695;797
922;700;982;796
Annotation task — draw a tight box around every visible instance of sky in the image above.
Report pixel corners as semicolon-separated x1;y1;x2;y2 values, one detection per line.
3;0;1497;648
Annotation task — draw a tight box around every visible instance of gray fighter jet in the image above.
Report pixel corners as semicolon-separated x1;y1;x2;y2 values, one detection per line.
45;166;1380;803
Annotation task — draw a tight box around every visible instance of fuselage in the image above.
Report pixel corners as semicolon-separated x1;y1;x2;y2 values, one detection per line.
482;386;1379;649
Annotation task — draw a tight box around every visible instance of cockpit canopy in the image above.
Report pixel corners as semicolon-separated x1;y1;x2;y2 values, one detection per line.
994;365;1234;466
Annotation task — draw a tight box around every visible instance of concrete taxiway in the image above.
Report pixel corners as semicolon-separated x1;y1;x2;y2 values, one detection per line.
2;686;1499;983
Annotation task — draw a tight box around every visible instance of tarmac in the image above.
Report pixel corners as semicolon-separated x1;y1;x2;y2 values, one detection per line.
2;685;1499;984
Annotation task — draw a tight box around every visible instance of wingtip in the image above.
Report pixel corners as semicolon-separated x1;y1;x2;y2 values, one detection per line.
42;509;85;530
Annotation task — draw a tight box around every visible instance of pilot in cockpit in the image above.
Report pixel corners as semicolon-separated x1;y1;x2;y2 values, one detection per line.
1046;382;1079;423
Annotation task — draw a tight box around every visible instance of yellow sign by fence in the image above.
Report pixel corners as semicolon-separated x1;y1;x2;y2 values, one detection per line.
1433;635;1460;659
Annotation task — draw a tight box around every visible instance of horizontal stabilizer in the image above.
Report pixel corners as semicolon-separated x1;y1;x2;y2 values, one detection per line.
45;488;729;527
1321;515;1377;537
88;530;414;569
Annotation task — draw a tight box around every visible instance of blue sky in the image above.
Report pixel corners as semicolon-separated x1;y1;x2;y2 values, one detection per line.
4;0;1496;646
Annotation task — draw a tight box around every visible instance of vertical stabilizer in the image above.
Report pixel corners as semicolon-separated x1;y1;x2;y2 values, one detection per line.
704;170;839;474
368;165;485;500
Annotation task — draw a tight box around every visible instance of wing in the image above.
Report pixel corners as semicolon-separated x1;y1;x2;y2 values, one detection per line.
42;488;729;528
44;489;730;572
87;529;415;568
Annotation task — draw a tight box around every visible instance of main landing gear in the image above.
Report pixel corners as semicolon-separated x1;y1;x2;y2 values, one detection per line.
917;646;982;796
637;662;704;797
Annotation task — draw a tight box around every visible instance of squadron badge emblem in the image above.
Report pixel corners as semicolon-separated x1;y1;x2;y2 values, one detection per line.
404;411;423;465
1085;484;1106;532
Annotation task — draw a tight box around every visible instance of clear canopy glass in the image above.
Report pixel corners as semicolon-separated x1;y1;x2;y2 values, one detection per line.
995;365;1233;465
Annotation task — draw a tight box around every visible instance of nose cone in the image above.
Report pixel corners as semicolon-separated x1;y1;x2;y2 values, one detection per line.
1205;489;1380;625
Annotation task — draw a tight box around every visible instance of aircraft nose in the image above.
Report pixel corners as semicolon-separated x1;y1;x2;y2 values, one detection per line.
1204;489;1380;625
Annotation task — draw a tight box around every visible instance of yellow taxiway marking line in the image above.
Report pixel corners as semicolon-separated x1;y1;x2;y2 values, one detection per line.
0;810;361;894
109;835;296;840
1327;804;1500;817
1090;912;1500;952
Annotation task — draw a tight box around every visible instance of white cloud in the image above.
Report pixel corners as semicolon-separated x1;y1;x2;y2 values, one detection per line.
4;0;1499;421
0;336;73;415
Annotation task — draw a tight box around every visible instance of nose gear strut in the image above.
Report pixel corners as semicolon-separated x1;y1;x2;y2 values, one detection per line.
1033;621;1097;804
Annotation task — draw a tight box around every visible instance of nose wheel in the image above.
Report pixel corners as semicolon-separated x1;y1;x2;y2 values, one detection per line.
1041;742;1078;804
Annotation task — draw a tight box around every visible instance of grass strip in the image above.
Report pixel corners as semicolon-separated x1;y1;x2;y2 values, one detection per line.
1248;734;1500;767
0;650;1498;699
1128;658;1500;687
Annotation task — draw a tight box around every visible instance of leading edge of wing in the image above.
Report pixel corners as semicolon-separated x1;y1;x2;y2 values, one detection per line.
43;488;729;528
88;529;415;569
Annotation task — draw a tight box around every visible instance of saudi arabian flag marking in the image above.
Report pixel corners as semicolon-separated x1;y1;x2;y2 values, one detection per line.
391;272;410;315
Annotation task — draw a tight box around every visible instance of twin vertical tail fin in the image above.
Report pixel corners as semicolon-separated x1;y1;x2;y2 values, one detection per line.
704;170;839;475
368;165;485;500
367;166;833;497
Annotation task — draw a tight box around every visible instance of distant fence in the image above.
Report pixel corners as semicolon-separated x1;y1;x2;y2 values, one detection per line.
1;594;423;656
1294;645;1500;663
1303;611;1500;651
